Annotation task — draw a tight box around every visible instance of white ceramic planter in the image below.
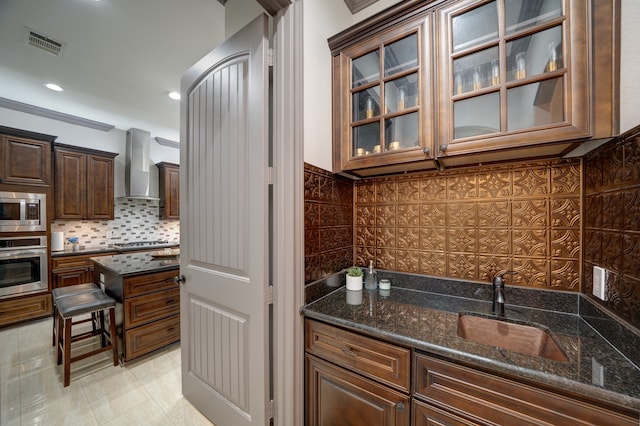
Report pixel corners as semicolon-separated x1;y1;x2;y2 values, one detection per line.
346;274;363;291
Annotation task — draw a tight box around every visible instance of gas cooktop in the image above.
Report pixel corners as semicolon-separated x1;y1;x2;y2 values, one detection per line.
112;240;170;248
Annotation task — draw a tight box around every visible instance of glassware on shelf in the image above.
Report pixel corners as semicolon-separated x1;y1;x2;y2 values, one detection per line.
490;59;499;86
547;42;558;72
398;86;406;110
473;66;482;90
366;96;374;118
515;52;526;79
455;70;463;95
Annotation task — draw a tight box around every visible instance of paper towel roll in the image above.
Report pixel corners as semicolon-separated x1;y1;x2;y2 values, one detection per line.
51;232;64;251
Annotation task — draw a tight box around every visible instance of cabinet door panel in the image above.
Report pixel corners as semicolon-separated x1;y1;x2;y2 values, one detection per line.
413;399;479;426
53;268;94;288
123;270;179;298
87;154;114;220
124;288;180;329
306;355;409;426
124;314;180;361
55;149;86;219
1;136;51;186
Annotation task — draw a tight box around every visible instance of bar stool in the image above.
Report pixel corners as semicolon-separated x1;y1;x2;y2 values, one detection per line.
51;283;102;347
55;290;118;387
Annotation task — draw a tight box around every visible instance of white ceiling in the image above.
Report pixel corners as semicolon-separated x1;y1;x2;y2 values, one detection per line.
0;0;227;141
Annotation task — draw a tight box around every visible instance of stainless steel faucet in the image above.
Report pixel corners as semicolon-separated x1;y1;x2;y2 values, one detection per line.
492;271;517;316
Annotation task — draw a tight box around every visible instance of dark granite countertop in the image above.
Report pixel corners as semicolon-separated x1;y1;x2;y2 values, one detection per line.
90;252;179;276
301;272;640;412
51;242;179;257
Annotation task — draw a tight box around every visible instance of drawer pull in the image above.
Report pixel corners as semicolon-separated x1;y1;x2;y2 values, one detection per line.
167;327;176;333
342;346;357;357
166;299;177;305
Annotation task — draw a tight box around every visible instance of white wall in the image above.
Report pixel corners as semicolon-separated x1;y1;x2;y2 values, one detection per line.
0;107;179;198
620;0;640;133
225;0;266;39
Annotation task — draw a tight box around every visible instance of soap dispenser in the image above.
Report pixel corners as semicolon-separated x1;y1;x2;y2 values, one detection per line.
364;260;377;290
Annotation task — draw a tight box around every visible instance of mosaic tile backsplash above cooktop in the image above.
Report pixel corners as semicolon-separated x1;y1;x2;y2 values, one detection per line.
51;198;179;248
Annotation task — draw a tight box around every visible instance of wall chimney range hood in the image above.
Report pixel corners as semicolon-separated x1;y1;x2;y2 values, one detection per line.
123;128;159;200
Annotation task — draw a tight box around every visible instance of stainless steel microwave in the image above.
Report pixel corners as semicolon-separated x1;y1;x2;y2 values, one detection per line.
0;192;46;232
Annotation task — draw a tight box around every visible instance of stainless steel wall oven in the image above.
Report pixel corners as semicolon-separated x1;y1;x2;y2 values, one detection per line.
0;236;48;298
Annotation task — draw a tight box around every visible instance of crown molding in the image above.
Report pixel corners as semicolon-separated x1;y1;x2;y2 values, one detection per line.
0;97;115;132
155;136;180;149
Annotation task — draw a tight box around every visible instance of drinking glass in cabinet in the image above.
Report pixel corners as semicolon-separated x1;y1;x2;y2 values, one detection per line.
505;0;562;35
352;122;380;157
452;47;499;94
352;50;380;88
385;74;418;113
352;87;380;121
507;26;562;81
384;113;418;150
384;34;418;77
452;1;498;53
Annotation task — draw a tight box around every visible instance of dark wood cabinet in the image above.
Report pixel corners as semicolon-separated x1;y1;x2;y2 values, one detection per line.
414;353;638;426
329;0;619;176
54;144;117;220
51;252;116;288
157;162;179;219
121;269;180;361
0;294;51;327
0;133;52;187
330;9;437;178
305;319;411;425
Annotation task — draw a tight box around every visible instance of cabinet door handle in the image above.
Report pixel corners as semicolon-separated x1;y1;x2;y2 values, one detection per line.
422;147;431;155
396;402;406;412
174;275;186;284
439;144;448;153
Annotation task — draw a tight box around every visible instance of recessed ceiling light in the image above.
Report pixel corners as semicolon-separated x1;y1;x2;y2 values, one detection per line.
168;91;181;100
45;83;63;92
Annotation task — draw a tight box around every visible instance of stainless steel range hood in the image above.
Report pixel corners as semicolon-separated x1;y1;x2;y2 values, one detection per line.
123;128;159;200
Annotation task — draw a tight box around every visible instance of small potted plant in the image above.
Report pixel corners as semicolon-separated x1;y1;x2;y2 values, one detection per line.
345;266;363;291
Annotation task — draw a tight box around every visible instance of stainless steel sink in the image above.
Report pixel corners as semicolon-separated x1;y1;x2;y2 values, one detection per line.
457;313;568;362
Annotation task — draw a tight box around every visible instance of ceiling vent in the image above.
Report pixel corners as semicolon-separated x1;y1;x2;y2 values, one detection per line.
24;27;66;56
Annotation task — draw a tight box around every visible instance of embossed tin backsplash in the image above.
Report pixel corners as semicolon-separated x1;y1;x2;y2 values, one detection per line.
353;159;581;290
583;125;640;327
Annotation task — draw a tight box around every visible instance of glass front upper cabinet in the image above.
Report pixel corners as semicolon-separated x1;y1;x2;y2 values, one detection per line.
438;0;587;153
350;32;421;158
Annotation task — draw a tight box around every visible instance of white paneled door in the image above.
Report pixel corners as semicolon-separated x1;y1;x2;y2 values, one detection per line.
179;15;271;426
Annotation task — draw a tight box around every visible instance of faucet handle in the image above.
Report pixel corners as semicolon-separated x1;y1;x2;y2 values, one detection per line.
494;270;517;285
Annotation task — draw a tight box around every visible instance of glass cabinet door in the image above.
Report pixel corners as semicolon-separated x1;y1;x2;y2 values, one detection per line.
439;0;578;150
350;32;421;158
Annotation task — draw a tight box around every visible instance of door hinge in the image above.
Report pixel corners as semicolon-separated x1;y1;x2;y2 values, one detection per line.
267;48;273;67
266;286;274;305
267;166;274;185
267;399;275;419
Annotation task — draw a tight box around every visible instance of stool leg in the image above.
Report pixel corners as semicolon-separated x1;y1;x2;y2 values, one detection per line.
52;303;57;347
63;317;72;387
109;307;118;366
57;312;64;365
99;310;106;347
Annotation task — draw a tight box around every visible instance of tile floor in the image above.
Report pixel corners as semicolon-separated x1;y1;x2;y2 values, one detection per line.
1;317;214;425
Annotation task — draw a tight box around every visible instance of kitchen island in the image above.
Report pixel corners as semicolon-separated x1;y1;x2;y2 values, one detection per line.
91;252;180;362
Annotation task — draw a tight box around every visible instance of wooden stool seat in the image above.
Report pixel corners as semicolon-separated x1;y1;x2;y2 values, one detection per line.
56;290;118;387
52;283;102;346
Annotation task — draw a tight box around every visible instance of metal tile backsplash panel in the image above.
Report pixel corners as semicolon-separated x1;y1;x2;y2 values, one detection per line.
584;125;640;328
304;163;354;283
51;198;180;247
354;159;582;291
